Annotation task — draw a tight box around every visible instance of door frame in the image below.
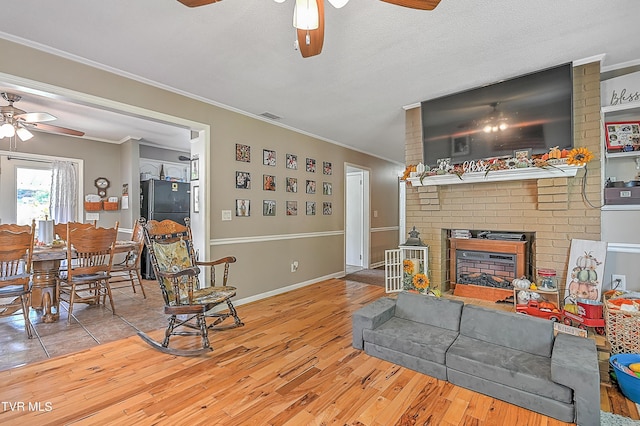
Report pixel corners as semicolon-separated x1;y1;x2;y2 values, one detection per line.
344;163;370;271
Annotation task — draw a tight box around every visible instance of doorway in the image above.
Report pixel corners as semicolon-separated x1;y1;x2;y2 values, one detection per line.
345;164;370;273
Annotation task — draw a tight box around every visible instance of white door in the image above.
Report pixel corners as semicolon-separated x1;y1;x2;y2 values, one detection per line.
346;170;364;267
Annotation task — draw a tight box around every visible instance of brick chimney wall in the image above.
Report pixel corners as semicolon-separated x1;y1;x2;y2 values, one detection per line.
404;62;602;294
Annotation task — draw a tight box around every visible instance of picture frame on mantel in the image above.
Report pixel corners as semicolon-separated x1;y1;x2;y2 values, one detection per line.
190;158;199;181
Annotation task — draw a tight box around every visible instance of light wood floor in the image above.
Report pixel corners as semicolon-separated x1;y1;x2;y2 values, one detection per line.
0;278;637;425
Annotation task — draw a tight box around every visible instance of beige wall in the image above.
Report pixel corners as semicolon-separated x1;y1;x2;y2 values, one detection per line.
0;38;400;300
404;62;602;295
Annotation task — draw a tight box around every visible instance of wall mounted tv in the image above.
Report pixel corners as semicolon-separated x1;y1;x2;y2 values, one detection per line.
421;63;573;167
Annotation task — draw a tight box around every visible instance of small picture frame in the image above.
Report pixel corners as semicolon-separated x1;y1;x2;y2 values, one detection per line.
193;186;199;213
323;202;332;215
286;177;297;193
306;201;316;216
513;148;532;162
323;161;332;175
306;158;316;173
605;121;640;151
263;200;276;216
451;135;470;157
236;171;251;189
263;174;276;191
190;158;199;181
286;201;298;216
263;149;276;166
236;143;251;162
286;154;298;170
323;182;332;196
236;199;250;217
306;180;316;194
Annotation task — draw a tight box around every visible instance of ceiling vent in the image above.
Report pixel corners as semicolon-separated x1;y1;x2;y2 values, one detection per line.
259;112;281;120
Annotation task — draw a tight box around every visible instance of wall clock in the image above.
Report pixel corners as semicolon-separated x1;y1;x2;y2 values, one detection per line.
94;177;110;198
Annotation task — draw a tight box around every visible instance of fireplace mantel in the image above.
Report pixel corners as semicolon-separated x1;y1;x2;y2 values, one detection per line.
406;164;582;187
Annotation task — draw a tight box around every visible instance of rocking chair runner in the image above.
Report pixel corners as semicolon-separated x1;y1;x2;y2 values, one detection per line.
138;217;243;356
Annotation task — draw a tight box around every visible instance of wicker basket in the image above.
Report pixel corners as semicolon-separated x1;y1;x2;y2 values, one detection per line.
84;201;103;211
103;201;119;211
605;299;640;354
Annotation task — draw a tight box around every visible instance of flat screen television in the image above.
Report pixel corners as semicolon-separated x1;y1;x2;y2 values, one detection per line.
421;63;573;167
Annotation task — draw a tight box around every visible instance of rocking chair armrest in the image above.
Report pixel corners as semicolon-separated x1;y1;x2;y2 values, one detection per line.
195;256;237;267
196;256;236;287
157;266;201;280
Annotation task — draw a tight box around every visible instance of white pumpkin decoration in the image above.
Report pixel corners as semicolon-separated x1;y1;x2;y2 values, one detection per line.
512;276;531;289
517;290;531;304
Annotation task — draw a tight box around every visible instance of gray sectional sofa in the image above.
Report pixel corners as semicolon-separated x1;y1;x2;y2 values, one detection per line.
352;292;600;426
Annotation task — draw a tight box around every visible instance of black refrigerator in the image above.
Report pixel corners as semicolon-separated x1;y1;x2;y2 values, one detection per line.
140;179;190;279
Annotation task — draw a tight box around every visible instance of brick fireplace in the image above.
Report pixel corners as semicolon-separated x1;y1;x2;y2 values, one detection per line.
403;62;602;295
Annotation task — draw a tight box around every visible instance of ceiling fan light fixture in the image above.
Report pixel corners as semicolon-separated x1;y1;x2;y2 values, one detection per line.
16;127;34;141
293;0;319;30
1;122;15;138
327;0;349;8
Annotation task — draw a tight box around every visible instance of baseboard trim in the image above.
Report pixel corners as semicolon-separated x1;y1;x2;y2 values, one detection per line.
212;271;345;311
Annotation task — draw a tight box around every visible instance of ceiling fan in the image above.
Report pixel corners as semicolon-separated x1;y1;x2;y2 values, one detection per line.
0;92;85;143
177;0;442;58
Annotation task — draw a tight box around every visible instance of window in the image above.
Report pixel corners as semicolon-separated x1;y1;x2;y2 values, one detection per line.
16;167;52;225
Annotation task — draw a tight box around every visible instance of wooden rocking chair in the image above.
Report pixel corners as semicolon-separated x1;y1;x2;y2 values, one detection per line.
138;217;243;356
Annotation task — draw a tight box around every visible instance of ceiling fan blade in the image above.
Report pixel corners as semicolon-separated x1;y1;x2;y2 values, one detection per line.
29;122;85;137
380;0;441;10
297;0;325;58
177;0;222;7
15;112;57;123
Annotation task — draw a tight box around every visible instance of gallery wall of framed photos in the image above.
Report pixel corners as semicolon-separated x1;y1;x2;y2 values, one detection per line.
234;143;334;218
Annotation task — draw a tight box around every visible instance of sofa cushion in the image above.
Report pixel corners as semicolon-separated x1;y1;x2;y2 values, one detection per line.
459;304;555;358
395;292;464;332
447;334;573;404
363;316;459;364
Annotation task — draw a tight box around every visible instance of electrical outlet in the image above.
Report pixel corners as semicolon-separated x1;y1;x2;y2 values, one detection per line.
291;261;299;273
612;274;626;291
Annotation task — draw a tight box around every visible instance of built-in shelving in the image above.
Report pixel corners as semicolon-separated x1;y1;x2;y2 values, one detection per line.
406;164;582;187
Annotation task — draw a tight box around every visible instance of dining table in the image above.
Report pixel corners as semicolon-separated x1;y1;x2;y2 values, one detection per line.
31;240;138;323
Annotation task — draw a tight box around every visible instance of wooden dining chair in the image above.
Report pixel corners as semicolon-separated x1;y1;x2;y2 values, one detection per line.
56;222;119;324
0;221;36;338
53;221;96;241
138;217;243;356
109;220;146;298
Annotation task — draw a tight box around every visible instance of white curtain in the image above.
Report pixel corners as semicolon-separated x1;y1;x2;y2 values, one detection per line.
50;161;77;223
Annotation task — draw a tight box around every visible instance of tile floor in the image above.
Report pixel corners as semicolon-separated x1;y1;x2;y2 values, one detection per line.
0;279;164;372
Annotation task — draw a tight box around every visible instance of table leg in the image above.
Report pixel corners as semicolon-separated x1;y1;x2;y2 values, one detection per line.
31;259;60;323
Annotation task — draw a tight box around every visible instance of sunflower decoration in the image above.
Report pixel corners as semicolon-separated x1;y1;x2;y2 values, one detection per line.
412;273;430;290
403;259;415;274
566;147;594;167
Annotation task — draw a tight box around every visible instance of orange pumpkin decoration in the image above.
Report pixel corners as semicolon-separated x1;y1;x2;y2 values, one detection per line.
539;301;557;311
561;148;569;158
549;146;562;159
568;280;599;301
